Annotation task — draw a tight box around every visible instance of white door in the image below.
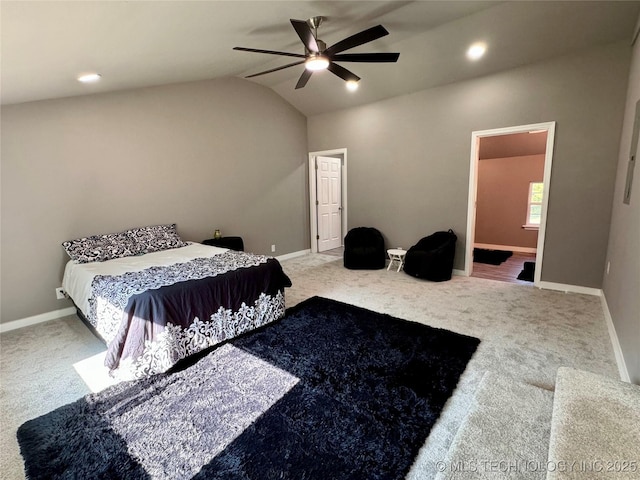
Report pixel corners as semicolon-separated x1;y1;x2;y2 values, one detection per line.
316;156;342;252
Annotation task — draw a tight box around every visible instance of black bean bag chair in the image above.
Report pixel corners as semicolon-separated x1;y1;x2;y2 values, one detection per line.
343;227;386;270
404;229;457;281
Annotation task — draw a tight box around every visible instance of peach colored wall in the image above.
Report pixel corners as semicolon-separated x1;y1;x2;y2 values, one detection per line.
475;154;545;249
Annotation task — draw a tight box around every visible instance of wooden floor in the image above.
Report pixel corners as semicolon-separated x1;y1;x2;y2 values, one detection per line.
471;252;536;285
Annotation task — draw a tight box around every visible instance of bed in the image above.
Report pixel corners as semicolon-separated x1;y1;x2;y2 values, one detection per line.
61;224;292;380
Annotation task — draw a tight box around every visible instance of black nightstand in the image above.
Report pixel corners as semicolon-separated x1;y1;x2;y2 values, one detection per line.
203;236;244;251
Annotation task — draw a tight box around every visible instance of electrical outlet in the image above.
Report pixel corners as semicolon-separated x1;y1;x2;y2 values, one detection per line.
271;244;276;253
55;287;66;300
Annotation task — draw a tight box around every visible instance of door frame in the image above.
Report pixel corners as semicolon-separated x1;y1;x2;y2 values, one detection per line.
464;122;556;286
308;148;348;253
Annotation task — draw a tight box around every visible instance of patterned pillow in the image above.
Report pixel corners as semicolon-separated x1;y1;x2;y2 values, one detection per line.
127;223;188;254
63;224;187;263
62;231;139;264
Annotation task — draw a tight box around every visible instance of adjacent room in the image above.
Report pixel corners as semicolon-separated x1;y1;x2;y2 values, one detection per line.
472;130;547;284
1;2;639;479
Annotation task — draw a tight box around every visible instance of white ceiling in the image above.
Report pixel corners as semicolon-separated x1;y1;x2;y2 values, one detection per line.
2;1;639;116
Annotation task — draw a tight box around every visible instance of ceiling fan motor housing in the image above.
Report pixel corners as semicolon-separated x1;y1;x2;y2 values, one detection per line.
306;40;327;56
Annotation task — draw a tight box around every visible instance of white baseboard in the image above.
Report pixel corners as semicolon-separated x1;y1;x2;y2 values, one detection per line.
276;249;311;261
0;306;76;334
600;294;631;382
536;281;602;297
474;243;537;254
453;269;466;276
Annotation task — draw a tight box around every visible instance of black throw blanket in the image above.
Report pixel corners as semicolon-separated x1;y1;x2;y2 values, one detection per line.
18;296;480;480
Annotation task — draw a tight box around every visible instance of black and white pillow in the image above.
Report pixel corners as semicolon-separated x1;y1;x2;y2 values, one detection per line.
62;231;139;264
63;224;187;263
127;224;188;254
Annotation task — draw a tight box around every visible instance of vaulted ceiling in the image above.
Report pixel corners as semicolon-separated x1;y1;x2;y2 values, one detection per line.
2;1;639;116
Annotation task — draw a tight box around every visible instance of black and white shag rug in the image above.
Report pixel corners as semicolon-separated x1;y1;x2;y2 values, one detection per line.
17;296;479;480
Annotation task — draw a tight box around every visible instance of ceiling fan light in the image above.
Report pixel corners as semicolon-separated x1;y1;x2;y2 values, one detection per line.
346;80;359;91
305;55;330;71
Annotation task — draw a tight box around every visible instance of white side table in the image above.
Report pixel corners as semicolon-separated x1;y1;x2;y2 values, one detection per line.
387;248;406;272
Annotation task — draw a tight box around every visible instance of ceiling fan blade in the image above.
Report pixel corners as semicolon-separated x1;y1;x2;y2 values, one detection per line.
245;61;305;79
290;19;319;53
325;25;389;56
233;47;305;59
327;63;360;83
332;52;399;63
295;69;313;89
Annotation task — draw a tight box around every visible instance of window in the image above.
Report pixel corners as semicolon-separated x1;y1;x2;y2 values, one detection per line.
525;182;543;229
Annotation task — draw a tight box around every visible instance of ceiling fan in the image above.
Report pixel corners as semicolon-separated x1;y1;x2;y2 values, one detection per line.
233;16;400;89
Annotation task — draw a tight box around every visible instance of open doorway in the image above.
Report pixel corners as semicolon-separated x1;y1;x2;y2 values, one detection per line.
465;122;556;286
308;148;348;254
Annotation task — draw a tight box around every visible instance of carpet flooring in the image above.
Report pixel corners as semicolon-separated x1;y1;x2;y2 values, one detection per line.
17;297;479;480
0;253;619;479
434;371;554;480
547;368;640;480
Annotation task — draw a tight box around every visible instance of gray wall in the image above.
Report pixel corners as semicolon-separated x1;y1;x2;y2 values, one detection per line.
308;42;630;287
1;78;309;323
603;30;640;384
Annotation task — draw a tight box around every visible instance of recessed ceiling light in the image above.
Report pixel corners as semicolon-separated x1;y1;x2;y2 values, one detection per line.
346;80;359;92
466;43;486;61
77;73;102;83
